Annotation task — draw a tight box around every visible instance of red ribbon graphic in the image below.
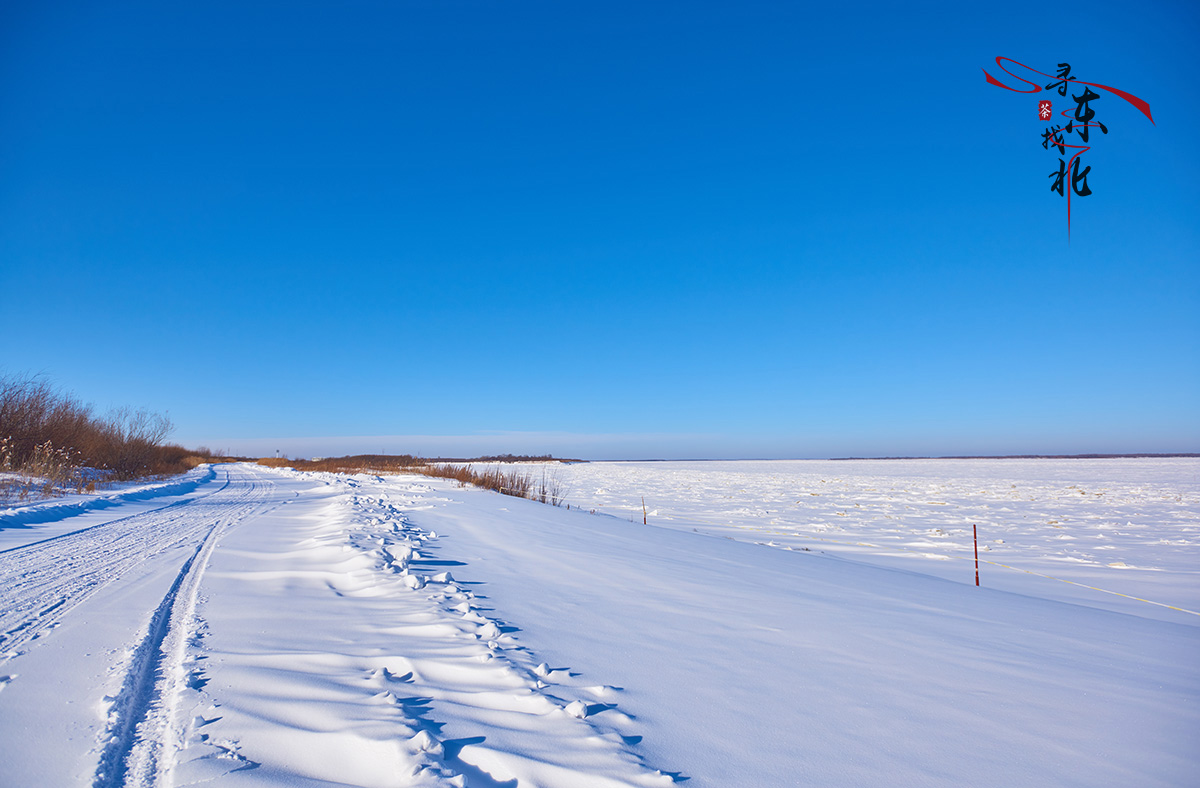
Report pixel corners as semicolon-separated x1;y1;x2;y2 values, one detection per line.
983;57;1154;237
983;57;1153;124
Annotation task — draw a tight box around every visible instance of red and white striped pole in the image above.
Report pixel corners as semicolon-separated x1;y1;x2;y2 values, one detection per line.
973;523;980;587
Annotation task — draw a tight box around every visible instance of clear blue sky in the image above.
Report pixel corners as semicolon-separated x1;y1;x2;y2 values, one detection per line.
2;1;1197;459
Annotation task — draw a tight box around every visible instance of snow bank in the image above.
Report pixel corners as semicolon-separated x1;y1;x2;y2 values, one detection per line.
0;464;217;529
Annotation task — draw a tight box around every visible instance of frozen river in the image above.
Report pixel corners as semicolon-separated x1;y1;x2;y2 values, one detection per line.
508;458;1200;623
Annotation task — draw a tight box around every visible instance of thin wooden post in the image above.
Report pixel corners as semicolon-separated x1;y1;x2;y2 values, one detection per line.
642;497;647;525
973;523;980;587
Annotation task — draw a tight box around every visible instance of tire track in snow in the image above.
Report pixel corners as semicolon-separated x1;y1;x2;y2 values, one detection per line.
0;465;276;786
93;525;217;788
0;470;226;557
0;468;263;659
0;464;219;534
89;467;276;788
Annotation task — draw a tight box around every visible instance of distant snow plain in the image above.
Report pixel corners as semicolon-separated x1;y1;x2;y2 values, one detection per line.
530;458;1200;621
1;458;1196;787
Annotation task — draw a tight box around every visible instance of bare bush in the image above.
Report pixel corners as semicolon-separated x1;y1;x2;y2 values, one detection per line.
537;468;567;506
100;407;174;478
0;376;94;466
0;374;217;498
415;464;538;499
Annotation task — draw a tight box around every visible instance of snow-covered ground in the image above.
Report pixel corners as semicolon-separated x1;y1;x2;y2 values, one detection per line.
490;458;1200;622
1;460;1196;786
0;465;218;549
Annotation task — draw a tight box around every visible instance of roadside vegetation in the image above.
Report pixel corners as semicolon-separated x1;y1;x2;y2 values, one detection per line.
0;375;227;504
0;373;574;508
257;454;570;506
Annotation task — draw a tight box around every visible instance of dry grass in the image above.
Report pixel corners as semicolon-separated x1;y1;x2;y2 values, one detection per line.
255;455;568;506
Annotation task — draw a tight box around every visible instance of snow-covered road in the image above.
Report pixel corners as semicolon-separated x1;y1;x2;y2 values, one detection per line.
0;470;270;657
0;464;676;787
1;462;1197;787
0;465;282;786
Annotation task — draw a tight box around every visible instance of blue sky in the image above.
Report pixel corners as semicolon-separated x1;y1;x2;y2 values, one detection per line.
2;1;1197;459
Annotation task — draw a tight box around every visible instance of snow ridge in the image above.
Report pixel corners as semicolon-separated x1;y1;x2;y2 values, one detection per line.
340;485;676;786
0;464;218;530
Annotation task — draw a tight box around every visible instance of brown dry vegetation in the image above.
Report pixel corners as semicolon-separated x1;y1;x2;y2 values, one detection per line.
256;455;568;506
257;454;426;473
0;374;227;501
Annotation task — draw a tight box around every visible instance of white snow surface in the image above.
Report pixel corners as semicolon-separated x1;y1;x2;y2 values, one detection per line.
0;464;218;549
488;458;1200;622
0;460;1196;787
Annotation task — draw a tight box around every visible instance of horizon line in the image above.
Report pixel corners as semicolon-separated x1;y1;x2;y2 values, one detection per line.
255;451;1200;463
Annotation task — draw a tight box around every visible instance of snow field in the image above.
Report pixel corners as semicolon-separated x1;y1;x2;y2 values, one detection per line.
393;470;1200;787
494;458;1200;622
1;460;1197;787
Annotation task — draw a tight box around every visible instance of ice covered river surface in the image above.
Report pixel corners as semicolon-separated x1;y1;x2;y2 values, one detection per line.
518;458;1200;624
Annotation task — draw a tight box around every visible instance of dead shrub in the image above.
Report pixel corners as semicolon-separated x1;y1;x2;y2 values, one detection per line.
262;454;567;506
0;374;228;498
